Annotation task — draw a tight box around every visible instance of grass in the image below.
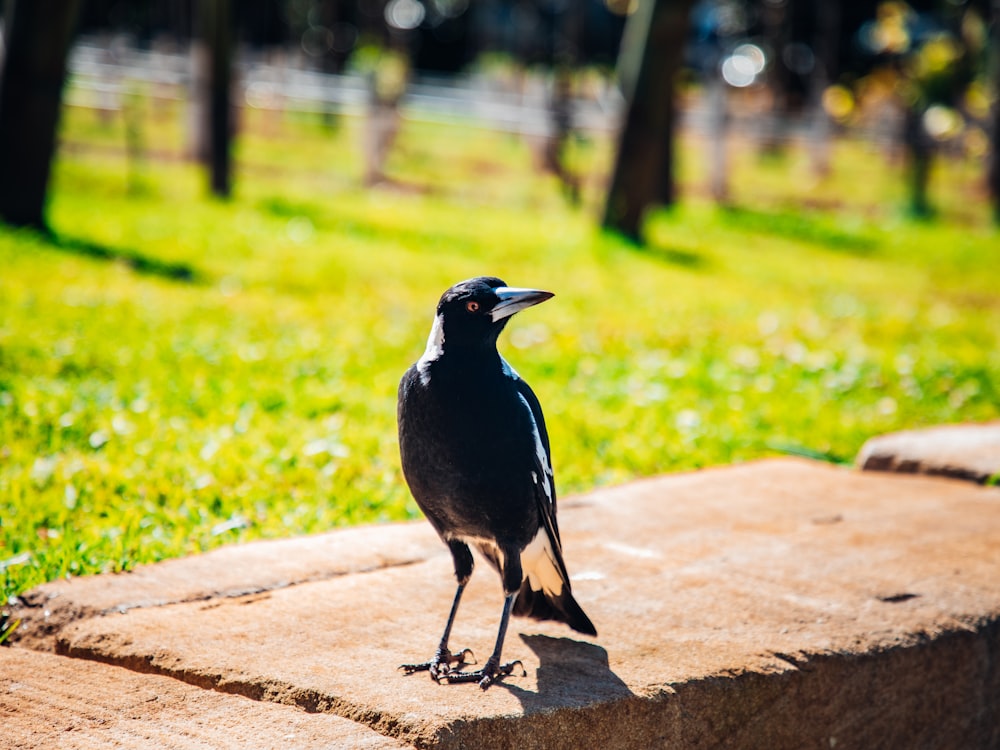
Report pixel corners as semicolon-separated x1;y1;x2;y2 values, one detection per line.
2;89;999;619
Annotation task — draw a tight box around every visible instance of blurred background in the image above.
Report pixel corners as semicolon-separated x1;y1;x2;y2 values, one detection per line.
1;0;998;231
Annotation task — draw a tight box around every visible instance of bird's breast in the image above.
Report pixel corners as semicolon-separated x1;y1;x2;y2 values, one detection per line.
398;367;539;541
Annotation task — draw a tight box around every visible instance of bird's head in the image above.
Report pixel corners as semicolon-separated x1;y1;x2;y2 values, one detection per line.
428;276;554;353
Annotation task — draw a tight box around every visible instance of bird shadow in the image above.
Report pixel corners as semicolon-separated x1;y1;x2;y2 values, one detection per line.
497;633;634;711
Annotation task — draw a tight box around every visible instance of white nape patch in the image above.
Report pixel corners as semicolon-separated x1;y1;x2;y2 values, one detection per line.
517;392;552;502
500;355;521;381
604;541;661;560
520;529;564;595
416;313;445;385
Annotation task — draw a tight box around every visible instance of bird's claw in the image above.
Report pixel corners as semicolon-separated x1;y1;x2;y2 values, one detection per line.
442;658;526;690
399;648;476;681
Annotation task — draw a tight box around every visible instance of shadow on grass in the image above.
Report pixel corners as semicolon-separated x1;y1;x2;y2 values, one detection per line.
602;226;710;270
46;231;200;282
718;206;880;255
259;196;327;223
642;244;708;269
766;440;851;466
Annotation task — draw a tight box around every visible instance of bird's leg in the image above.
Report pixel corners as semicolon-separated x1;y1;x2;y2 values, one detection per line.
400;541;476;681
443;591;525;690
445;548;526;689
399;580;475;680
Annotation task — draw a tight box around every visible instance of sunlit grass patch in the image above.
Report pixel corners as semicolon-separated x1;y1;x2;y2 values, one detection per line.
1;97;998;609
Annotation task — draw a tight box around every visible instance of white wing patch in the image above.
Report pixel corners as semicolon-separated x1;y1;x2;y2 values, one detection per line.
521;528;564;596
516;391;553;503
416;313;445;385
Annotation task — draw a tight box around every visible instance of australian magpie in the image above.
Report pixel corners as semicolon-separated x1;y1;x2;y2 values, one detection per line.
397;276;596;690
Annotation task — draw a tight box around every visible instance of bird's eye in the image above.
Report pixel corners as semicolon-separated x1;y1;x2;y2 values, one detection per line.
466;301;480;313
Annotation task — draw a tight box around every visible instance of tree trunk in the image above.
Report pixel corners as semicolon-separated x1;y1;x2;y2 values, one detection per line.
988;0;1000;224
809;0;840;178
602;0;694;243
198;0;233;198
0;0;81;230
705;71;729;204
903;104;933;218
545;1;582;205
758;0;791;157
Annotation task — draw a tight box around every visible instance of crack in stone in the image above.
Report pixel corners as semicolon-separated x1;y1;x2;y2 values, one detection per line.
53;638;426;748
92;555;432;618
8;554;436;652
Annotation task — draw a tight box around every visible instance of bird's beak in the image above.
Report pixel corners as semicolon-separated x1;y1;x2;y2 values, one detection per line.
490;287;554;322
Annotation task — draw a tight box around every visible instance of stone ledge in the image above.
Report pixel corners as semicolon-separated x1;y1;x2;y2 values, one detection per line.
9;521;442;651
858;421;1000;484
1;647;412;749
11;459;1000;749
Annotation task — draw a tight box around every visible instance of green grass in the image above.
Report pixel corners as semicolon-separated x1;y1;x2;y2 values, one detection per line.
2;92;999;617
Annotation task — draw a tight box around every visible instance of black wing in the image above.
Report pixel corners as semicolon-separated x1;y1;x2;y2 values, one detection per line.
511;376;564;558
510;374;597;636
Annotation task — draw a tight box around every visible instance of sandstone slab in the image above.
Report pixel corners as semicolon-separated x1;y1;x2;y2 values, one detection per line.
22;459;1000;749
10;522;440;651
1;647;411;749
858;421;1000;484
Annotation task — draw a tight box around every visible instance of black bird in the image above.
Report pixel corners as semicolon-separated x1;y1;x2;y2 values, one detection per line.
397;276;596;690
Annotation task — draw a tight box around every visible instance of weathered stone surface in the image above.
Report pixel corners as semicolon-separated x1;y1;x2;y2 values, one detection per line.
1;647;411;749
858;421;1000;484
22;459;1000;750
9;522;440;651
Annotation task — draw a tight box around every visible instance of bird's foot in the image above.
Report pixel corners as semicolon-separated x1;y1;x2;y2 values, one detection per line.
442;657;526;690
399;647;476;682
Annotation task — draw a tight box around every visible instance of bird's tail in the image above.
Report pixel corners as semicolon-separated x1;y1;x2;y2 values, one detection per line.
513;540;597;636
514;579;597;636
